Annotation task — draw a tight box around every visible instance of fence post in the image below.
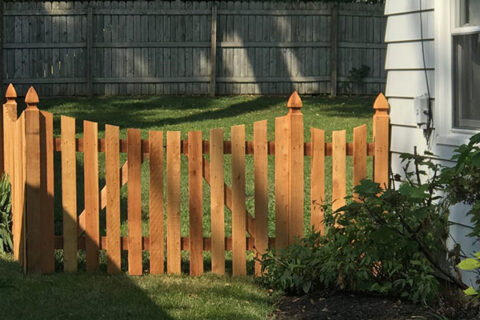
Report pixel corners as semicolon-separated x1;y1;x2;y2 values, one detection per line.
86;5;93;97
23;87;43;273
275;91;304;248
209;4;217;97
330;3;338;97
2;84;17;177
373;93;390;189
3;84;21;264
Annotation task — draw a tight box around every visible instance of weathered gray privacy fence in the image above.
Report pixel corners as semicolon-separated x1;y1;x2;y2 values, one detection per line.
1;0;386;97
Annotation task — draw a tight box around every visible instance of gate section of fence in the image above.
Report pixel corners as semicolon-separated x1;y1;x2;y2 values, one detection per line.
2;84;389;275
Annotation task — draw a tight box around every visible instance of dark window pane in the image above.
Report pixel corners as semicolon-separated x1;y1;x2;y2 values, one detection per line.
458;0;480;27
453;33;480;129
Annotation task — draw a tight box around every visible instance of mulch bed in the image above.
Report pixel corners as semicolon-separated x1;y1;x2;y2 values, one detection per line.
271;290;479;320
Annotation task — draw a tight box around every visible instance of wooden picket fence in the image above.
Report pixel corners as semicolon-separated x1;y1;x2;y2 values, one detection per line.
1;84;389;275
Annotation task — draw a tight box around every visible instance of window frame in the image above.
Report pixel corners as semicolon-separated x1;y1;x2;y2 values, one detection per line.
435;0;480;146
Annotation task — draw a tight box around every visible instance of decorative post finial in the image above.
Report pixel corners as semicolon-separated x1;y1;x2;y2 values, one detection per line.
373;93;389;114
5;83;17;104
287;91;302;114
25;86;39;110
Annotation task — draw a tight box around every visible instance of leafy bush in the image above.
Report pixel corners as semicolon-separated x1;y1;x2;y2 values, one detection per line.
444;133;480;297
0;175;12;254
259;153;466;303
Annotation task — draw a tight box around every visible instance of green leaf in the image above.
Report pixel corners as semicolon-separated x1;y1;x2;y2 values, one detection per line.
474;252;480;259
464;286;479;296
457;258;480;271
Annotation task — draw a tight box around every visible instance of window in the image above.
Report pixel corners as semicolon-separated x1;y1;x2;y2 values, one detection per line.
453;0;480;129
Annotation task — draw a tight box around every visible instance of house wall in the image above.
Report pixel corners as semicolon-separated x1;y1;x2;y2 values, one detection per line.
384;0;477;286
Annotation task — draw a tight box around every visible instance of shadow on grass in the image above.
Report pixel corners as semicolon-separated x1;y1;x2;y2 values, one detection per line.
39;95;283;133
0;255;174;320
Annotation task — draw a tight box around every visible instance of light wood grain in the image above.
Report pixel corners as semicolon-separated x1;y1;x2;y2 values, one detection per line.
83;120;100;271
188;130;203;276
149;130;164;274
106;124;121;274
332;130;346;223
310;128;325;234
210;128;224;274
254;120;268;276
61;116;77;272
167;131;181;274
231;125;246;276
127;128;142;275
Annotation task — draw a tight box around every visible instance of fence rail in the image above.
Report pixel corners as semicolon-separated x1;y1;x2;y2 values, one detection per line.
1;0;386;97
2;83;390;275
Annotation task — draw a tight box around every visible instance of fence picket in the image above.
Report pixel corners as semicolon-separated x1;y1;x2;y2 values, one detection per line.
106;124;121;274
274;116;289;249
24;105;42;273
12;113;25;266
310;128;325;234
188;131;203;276
40;110;55;273
149;130;164;275
332;130;346;222
210;128;225;275
353;125;367;200
254;120;268;276
128;128;142;275
84;120;100;271
167;131;181;274
61;116;77;272
231;125;246;276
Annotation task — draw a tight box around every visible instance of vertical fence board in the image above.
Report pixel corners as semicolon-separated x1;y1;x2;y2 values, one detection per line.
12;113;25;266
40;110;55;273
332;130;346;221
61;116;77;272
84;120;100;271
288;107;304;243
210;128;225;274
149;130;164;275
188;131;203;276
25;108;42;273
310;128;325;234
274;116;289;248
353;124;367;200
167;131;181;274
127;128;142;275
231;125;246;276
373;94;389;189
254;120;268;276
106;124;121;274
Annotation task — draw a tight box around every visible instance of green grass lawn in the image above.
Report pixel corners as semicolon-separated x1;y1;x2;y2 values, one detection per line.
0;253;278;320
31;94;374;272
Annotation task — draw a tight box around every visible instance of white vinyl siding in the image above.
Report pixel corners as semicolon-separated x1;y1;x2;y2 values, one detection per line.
385;0;477;285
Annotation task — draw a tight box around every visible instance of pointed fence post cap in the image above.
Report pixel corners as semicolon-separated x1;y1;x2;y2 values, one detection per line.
25;86;39;110
5;83;17;103
373;93;389;113
287;91;302;113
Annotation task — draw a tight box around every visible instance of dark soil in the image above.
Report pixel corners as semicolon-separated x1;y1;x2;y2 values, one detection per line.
272;290;479;320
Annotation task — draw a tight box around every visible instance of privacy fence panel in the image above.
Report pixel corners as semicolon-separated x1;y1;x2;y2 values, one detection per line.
2;84;390;275
1;0;386;96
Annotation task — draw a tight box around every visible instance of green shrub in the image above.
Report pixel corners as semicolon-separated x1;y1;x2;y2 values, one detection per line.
0;175;12;254
259;152;465;303
443;133;480;297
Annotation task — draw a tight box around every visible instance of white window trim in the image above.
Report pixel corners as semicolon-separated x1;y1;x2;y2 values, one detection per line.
435;0;480;147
